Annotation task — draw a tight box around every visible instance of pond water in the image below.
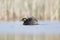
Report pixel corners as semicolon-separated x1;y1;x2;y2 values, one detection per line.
0;21;60;34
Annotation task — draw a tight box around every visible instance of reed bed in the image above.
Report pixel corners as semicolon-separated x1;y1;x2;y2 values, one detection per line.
0;0;60;40
0;33;60;40
0;0;60;21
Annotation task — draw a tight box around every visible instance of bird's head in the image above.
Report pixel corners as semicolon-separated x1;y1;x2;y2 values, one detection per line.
21;18;27;22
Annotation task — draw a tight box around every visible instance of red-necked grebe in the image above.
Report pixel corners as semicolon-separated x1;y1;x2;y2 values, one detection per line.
21;17;38;25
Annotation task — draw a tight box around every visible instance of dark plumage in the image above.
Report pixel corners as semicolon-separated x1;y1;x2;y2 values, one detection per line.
21;17;38;25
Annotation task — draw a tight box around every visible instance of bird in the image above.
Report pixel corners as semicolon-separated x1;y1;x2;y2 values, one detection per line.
21;17;38;25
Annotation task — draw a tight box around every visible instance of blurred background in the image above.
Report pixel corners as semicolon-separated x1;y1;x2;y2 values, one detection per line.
0;0;60;40
0;0;60;21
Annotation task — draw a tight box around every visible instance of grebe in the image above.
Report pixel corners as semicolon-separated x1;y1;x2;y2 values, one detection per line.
21;17;38;25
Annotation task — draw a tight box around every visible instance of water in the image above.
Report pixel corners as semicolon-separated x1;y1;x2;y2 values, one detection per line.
0;21;60;34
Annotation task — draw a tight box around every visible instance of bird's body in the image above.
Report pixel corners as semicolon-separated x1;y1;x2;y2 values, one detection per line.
21;17;38;25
